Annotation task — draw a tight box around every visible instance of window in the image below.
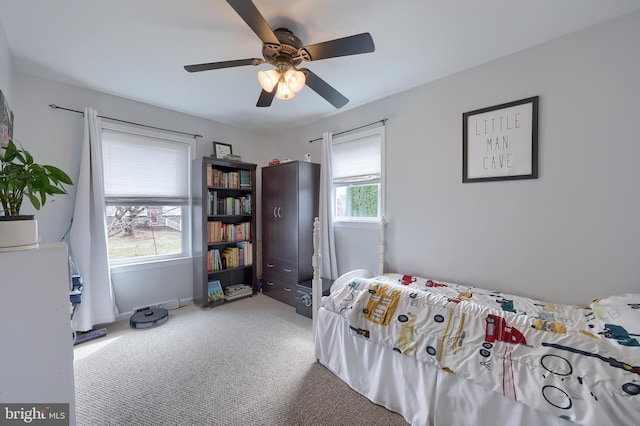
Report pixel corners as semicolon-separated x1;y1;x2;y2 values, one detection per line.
101;123;193;264
332;126;385;222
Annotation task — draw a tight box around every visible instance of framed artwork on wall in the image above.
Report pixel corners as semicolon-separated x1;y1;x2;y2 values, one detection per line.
213;142;233;159
462;96;539;183
0;89;14;148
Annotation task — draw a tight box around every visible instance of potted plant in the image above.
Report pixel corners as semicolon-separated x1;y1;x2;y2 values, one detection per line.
0;139;73;251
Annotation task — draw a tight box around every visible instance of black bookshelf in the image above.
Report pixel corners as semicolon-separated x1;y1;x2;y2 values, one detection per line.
192;157;257;307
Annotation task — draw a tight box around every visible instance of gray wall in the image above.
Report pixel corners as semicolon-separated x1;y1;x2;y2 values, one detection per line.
285;11;640;305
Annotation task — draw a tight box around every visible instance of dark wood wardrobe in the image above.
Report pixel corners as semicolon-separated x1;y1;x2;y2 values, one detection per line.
261;161;320;306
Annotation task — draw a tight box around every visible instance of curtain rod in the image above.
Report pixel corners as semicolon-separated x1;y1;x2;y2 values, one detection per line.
308;118;387;143
49;104;203;139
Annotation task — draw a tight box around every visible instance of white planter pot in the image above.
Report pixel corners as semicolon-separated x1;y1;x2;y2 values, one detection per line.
0;216;39;252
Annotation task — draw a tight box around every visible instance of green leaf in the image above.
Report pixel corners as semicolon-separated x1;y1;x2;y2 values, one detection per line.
24;149;33;165
46;185;66;195
43;165;73;185
26;193;41;210
38;189;47;207
2;140;19;162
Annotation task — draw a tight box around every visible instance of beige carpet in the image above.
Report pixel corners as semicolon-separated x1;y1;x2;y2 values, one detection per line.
73;293;408;425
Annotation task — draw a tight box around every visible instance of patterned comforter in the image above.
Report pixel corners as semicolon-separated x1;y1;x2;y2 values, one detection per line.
323;273;640;425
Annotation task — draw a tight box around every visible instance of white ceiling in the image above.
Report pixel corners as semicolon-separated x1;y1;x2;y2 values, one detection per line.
1;0;639;134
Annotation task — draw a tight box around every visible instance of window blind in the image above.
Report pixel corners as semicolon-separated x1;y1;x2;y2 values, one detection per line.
332;132;381;183
102;126;191;204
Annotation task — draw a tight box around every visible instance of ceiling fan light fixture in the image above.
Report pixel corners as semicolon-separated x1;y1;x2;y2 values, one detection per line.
257;69;280;92
285;69;305;93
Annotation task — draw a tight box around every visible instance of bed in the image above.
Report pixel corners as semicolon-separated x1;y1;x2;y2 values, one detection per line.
310;219;640;425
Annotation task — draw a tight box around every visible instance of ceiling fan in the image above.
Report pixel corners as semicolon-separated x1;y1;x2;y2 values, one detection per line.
184;0;375;108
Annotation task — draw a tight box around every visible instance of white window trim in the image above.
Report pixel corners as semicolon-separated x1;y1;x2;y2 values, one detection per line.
332;125;385;224
101;121;196;265
333;220;382;230
110;254;192;272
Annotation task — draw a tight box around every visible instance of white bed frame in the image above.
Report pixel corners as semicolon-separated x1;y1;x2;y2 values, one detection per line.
311;216;386;335
310;217;567;426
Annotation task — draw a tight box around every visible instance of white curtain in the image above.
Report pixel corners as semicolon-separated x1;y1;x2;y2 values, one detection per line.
70;108;119;332
319;132;338;279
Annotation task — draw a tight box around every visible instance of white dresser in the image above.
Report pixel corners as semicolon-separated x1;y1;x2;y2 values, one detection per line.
0;243;76;425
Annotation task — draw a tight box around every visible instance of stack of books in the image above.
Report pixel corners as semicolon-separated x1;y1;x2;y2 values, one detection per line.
223;284;253;301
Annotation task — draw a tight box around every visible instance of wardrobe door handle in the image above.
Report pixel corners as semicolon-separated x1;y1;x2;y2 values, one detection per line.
277;207;282;218
283;287;292;292
266;263;274;268
273;207;278;218
283;268;292;273
266;281;274;286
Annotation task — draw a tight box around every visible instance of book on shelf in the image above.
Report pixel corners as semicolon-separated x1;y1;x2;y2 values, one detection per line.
239;169;251;189
236;241;253;266
210;191;220;215
235;225;244;242
207;280;224;304
207;249;223;272
244;194;252;214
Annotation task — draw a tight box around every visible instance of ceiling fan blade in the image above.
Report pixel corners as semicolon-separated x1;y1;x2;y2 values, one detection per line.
256;87;276;107
184;58;261;73
226;0;280;45
302;33;375;61
300;69;348;109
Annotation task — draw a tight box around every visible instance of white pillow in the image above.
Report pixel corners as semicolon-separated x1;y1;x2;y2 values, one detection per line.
330;269;373;294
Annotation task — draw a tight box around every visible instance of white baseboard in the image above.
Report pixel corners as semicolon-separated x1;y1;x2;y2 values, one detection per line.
116;297;193;322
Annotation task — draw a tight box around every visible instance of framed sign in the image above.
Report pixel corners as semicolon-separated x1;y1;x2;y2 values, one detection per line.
463;96;538;183
212;141;232;159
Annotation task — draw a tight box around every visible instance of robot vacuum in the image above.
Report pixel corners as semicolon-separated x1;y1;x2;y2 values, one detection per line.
130;307;169;329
